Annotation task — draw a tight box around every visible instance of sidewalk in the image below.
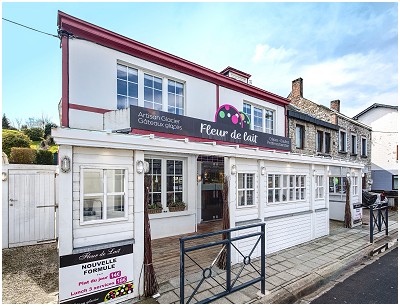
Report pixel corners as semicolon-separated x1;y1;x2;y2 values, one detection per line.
152;210;398;304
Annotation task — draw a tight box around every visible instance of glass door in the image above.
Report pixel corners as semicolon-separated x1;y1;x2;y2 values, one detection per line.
201;161;224;221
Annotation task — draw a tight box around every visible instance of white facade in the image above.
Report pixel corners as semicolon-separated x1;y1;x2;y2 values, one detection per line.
354;104;398;191
56;12;365;301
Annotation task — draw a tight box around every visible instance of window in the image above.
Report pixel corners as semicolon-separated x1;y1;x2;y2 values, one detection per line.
144;74;163;110
253;107;263;132
265;110;274;134
296;125;305;149
145;158;185;212
351;134;357;155
315;175;324;199
166;160;183;205
81;168;127;223
242;102;275;134
316;131;323;152
238;173;255;207
361;138;367;157
325;132;331;154
351;176;358;195
393;175;398;190
117;64;138;109
267;174;306;203
339;131;347;152
329;177;347;194
168;80;184;115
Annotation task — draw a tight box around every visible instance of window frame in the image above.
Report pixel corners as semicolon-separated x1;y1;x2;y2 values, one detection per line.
242;102;275;134
351;176;358;195
117;64;139;109
295;124;305;149
267;174;307;204
237;173;256;208
351;134;357;155
315;175;325;200
316;130;324;153
339;130;347;153
80;166;129;225
361;137;367;157
167;79;185;115
393;175;398;191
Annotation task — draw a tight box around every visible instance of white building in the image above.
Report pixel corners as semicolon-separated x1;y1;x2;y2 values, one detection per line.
54;12;364;303
353;103;398;201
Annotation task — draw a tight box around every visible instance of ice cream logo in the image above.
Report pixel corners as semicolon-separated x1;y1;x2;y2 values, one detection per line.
214;104;250;130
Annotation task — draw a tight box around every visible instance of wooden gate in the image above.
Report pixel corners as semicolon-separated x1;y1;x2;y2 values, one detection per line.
3;165;57;248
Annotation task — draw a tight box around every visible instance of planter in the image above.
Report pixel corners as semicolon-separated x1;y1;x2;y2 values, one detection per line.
168;206;185;212
148;208;162;214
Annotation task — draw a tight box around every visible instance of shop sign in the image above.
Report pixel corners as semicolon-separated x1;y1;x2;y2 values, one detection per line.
129;105;291;150
59;243;134;304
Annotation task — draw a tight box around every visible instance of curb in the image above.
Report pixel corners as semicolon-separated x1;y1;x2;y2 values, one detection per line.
254;230;398;304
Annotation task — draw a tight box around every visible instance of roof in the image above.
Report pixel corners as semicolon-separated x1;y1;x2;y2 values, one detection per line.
57;11;289;107
220;66;252;78
353;103;398;120
287;109;339;131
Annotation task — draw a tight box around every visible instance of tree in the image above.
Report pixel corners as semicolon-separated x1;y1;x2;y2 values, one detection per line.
2;129;31;156
44;123;58;138
2;114;15;130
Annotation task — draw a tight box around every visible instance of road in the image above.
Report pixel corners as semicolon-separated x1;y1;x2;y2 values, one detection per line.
311;247;398;304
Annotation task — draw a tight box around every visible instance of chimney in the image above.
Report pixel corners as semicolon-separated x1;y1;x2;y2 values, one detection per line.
330;100;340;113
292;78;303;98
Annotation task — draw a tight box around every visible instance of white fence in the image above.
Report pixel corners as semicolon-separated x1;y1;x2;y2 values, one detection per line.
2;164;58;248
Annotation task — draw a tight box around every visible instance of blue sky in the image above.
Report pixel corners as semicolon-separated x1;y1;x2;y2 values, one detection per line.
2;2;398;126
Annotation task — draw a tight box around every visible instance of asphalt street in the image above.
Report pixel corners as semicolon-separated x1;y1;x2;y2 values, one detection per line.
311;247;398;304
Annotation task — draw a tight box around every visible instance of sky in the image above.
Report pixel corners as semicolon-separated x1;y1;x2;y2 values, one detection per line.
1;2;398;127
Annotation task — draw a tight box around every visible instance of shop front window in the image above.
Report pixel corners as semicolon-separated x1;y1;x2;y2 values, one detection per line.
315;175;324;199
329;177;347;194
238;173;255;207
267;174;306;204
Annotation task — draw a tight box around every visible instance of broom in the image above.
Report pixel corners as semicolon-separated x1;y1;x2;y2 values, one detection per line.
143;176;159;297
344;177;352;228
216;176;230;269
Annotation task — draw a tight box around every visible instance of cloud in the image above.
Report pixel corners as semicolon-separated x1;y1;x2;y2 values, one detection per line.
252;44;297;64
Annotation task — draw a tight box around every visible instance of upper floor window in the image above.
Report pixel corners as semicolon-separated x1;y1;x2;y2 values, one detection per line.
316;131;323;152
296;125;305;149
81;168;127;223
361;137;367;157
238;173;255;207
144;74;163;111
325;132;331;154
168;80;184;115
393;175;398;190
316;131;331;154
339;131;347;152
351;134;357;155
242;102;275;134
117;64;138;109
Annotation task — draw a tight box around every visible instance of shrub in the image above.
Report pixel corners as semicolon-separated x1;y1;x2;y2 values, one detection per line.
2;129;31;156
9;148;36;164
44;123;57;138
36;150;54;165
22;127;44;141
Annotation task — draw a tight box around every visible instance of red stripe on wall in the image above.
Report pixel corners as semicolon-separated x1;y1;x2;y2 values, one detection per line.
61;36;69;127
69;104;111;114
216;85;220;109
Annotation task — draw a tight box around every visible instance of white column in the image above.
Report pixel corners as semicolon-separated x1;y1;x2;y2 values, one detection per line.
187;155;198;232
2;165;9;249
58;145;73;256
133;150;145;297
258;160;266;222
224;157;237;263
310;164;315;239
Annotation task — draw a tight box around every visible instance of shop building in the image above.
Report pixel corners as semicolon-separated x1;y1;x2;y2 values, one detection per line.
54;12;364;303
353;103;398;205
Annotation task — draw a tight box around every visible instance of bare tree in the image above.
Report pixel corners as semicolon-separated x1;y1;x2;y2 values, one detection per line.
13;118;23;130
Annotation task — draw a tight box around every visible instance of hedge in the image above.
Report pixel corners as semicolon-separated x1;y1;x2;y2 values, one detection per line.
2;129;31;156
9;148;37;164
36;150;54;165
22;127;44;141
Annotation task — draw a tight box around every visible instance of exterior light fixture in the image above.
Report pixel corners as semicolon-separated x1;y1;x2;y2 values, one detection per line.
197;174;202;182
144;161;150;174
361;173;365;178
231;165;237;175
60;156;71;173
346;172;351;178
313;170;316;176
2;172;7;181
261;167;266;176
136;160;144;174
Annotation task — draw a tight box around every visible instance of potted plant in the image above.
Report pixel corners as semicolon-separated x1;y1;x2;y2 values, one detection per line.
148;202;162;214
168;201;186;212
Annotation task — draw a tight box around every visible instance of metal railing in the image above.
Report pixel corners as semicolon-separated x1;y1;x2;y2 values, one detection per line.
369;203;389;243
179;223;265;304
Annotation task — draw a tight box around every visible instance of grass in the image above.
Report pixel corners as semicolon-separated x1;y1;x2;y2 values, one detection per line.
30;141;58;153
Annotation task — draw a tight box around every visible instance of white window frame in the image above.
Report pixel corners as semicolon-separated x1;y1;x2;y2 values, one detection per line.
145;156;186;211
242;102;275;134
315;175;325;199
329;176;347;195
316;130;324;153
351;176;358;196
351;134;357;155
237;173;256;208
117;64;139;109
267;174;307;204
339;130;347;152
296;125;305;149
361;137;367;157
80;166;129;225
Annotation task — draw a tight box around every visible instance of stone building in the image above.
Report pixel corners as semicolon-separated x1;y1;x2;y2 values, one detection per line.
288;78;372;188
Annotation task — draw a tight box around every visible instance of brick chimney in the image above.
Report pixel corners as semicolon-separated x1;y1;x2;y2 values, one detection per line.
292;78;303;98
330;100;340;113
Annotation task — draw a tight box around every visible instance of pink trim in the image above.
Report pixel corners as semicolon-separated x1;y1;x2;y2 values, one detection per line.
57;11;290;107
131;129;289;152
216;85;220;110
61;36;69;127
69;103;111;114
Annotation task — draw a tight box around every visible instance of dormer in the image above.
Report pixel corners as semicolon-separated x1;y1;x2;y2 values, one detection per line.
220;67;252;84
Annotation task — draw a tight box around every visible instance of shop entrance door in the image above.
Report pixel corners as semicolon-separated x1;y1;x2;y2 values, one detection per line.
200;159;224;222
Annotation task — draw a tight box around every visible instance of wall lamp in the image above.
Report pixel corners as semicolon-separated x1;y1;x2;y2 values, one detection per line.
261;167;266;176
2;172;7;181
197;174;202;182
60;156;71;173
136;160;149;174
231;164;237;175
